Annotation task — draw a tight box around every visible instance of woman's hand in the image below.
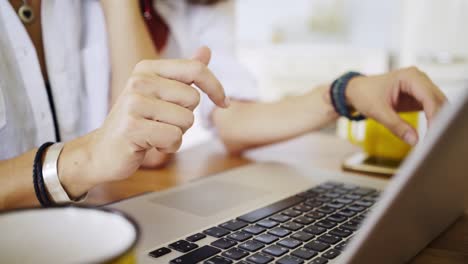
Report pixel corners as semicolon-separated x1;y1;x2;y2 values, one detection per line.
346;67;447;145
59;47;228;197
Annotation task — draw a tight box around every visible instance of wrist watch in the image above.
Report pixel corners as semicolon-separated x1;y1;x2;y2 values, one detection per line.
330;71;366;121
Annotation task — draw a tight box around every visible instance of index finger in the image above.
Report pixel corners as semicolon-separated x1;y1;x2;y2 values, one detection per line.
403;70;446;124
134;59;229;108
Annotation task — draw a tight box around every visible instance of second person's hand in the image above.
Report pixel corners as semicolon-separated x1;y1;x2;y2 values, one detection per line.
345;67;447;145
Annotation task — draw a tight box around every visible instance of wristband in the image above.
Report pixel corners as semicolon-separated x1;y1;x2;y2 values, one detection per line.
33;142;54;207
330;71;366;121
42;143;87;204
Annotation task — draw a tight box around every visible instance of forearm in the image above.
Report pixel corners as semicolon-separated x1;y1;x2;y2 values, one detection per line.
0;149;38;209
100;0;159;105
0;134;96;210
213;85;339;153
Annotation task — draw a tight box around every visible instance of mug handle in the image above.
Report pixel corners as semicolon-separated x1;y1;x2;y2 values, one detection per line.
347;119;362;146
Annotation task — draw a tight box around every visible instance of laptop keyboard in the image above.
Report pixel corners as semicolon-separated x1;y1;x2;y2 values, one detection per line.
148;181;380;264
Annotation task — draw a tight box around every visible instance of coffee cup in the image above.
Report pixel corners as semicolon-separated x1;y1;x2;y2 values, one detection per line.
345;112;419;160
0;206;139;264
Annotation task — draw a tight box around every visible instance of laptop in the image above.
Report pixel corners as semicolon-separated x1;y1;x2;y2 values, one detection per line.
108;88;468;264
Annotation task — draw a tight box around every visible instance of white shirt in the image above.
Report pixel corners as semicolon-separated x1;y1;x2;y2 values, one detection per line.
156;0;258;150
0;0;256;159
0;0;109;159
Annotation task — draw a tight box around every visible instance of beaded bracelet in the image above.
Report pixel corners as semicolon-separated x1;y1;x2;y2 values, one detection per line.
330;71;366;121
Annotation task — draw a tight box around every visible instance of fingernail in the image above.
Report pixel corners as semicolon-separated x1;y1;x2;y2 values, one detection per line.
403;131;418;146
223;97;231;108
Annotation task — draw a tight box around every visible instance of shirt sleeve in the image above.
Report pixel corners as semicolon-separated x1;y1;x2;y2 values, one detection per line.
188;0;258;129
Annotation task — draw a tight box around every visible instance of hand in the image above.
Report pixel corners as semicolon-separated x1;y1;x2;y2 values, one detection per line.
59;47;228;196
346;67;447;145
138;46;220;168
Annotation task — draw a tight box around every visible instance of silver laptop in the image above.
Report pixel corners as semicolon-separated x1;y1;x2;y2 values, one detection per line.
109;88;468;264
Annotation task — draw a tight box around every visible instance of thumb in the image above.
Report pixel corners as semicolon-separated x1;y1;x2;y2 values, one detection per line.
374;107;419;146
192;46;211;66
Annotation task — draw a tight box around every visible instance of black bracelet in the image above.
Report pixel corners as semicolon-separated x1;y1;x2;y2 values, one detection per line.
33;142;54;207
330;71;366;121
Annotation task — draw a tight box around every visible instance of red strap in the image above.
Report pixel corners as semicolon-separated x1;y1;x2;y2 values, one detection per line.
140;0;169;52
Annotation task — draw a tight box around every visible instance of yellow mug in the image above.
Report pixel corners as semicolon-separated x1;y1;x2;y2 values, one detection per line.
0;206;139;264
346;112;419;160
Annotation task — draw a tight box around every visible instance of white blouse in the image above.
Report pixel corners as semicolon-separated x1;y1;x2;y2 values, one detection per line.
0;0;257;159
0;0;109;159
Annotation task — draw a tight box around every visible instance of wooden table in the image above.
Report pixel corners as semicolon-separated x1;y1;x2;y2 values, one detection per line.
87;133;468;264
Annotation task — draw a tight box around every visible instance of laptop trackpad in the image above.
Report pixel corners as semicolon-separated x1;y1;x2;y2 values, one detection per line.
150;180;267;217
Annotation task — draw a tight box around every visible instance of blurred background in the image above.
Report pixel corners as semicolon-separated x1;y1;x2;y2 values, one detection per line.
236;0;468;101
188;0;468;149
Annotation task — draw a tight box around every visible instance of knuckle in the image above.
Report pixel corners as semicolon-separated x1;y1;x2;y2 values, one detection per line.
127;75;149;91
122;116;139;135
159;139;171;150
438;94;447;104
172;136;183;152
134;60;151;71
420;70;430;79
405;66;423;76
164;126;182;148
172;126;183;141
125;93;143;110
192;60;207;76
167;138;182;153
185;112;195;128
396;66;426;82
364;104;379;119
187;89;201;108
392;121;408;138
